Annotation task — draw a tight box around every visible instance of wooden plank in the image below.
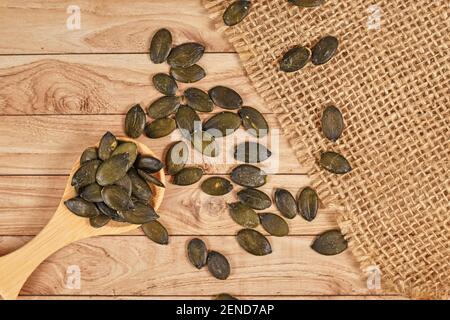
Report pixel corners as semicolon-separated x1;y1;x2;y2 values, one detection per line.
0;54;267;115
0;114;304;175
0;236;374;296
0;0;231;54
0;175;339;236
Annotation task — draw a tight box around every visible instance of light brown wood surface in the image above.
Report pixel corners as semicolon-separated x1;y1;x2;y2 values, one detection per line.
0;0;392;300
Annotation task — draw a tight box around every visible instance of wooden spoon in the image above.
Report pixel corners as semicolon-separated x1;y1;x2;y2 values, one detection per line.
0;137;165;300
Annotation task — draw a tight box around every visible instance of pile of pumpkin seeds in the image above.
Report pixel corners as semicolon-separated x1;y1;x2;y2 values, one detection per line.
65;131;169;245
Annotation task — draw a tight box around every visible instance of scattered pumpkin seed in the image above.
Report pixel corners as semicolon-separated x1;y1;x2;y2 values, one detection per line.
234;142;271;163
215;293;238;300
96;202;125;222
136;155;165;174
150;28;172;64
137;169;165;188
297;187;318;222
96;153;130;186
80;183;103;203
207;251;230;280
170;65;206;83
321;106;344;142
288;0;326;8
274;188;297;219
121;201;159;224
237;188;271;210
64;197;100;218
101;185;133;211
128;168;153;202
98;131;117;161
142;220;169;245
125;104;146;138
111;141;138;171
311;229;348;255
184;88;214;112
80;147;98;164
152;73;178;96
89;214;111;228
209;86;243;110
147;96;181;119
167;43;205;68
187;238;208;269
71;160;101;189
230;164;267;188
319;151;352;174
236;229;272;256
191;131;219;157
238;106;269;138
223;1;251;26
175;105;201;137
280;46;311;72
311;35;338;65
203;111;242;137
144;118;177;139
172;167;204;186
165;141;189;175
259;213;289;237
228;202;260;228
201;177;233;196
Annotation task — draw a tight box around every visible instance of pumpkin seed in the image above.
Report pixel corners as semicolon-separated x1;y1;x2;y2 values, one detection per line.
280;46;311;72
64;197;100;218
101;185;133;211
234;142;271;163
311;229;348;255
215;293;238;300
322;106;344;142
319;151;351;174
228;202;260;228
223;1;251;26
170;65;206;83
203;112;242;137
89;214;110;228
150;28;172;64
137;169;165;188
236;229;272;256
166;141;189;175
128;168;153;202
175;105;201;138
142;220;169;245
121;201;159;224
207;251;230;280
184;88;214;112
288;0;326;8
187;238;208;269
80;183;103;203
167;42;205;68
80;147;98;164
311;35;338;65
191;131;219;157
297;187;318;222
136;155;165;174
144;118;177;139
201;177;233;196
124;104;146;138
230;164;267;188
96;202;125;222
96;153;129;186
71;160;101;189
152;73;178;96
274;188;297;219
98;131;117;161
237;188;271;210
259;213;289;237
111;141;138;170
172;167;203;186
114;174;132;196
147;96;181;119
209;86;243;110
238;106;269;138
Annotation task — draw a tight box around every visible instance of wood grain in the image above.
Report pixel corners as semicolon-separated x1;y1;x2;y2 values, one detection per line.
0;236;376;296
0;175;340;236
0;0;231;54
0;54;267;115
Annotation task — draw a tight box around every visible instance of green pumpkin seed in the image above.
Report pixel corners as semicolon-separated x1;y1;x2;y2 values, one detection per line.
274;188;297;219
259;213;289;237
187;238;208;269
80;147;98;164
230;164;267;188
121;201;159;224
150;28;172;64
297;187;318;222
96;202;125;222
234;142;271;163
142;220;169;245
236;229;272;256
319;151;352;174
96;153;129;186
64;197;100;218
191;131;219;157
311;35;338;65
172;167;203;186
237;188;271;210
144;118;177;139
203;111;242;137
137;169;165;188
101;185;133;211
288;0;326;8
167;42;205;68
311;229;348;255
136;155;164;174
175;105;201;137
201;177;233;196
165;141;189;175
223;1;251;26
170;65;206;83
208;86;243;110
184;88;214;112
128;168;153;202
322;106;344;142
89;214;111;228
80;183;103;203
111;141;138;170
147;96;181;119
71;160;101;189
152;73;178;96
98;131;117;161
114;174;132;196
125;104;146;138
228;202;260;228
280;46;311;72
207;251;230;280
215;293;238;300
238;106;269;138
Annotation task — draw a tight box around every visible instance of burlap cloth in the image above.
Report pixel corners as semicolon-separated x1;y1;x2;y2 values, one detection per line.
203;0;449;299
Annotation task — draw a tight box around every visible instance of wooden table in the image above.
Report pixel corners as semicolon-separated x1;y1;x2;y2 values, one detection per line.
0;0;403;300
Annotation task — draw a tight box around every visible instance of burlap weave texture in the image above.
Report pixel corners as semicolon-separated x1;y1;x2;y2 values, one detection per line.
203;0;449;299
